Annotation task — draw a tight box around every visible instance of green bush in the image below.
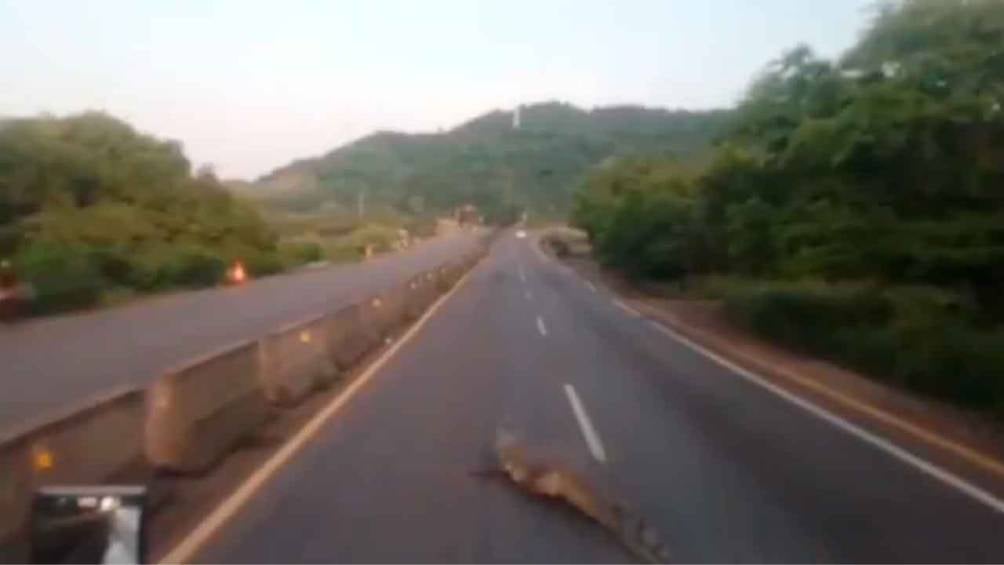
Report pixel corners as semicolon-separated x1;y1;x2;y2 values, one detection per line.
323;240;364;263
724;281;891;353
348;224;401;252
157;246;227;288
278;240;323;268
86;247;136;287
14;243;106;314
243;250;283;276
402;217;437;238
724;281;1004;416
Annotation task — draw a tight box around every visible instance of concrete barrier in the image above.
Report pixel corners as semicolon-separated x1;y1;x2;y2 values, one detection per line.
363;287;408;340
382;285;409;334
404;274;437;321
146;340;268;473
0;387;146;562
435;265;452;292
259;315;337;405
0;444;30;563
437;264;462;292
325;303;377;371
418;270;441;309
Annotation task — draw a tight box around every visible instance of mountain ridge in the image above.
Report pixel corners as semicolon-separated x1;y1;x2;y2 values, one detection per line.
252;101;731;219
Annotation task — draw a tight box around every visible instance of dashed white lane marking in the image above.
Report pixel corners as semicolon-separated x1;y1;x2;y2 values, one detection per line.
536;315;548;337
645;319;1004;516
563;384;608;463
613;298;641;318
518;265;527;283
524;289;533;301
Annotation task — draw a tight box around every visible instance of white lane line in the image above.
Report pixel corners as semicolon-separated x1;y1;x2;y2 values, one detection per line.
524;289;533;301
586;281;597;293
564;384;608;463
646;319;1004;515
613;298;641;318
536;315;548;337
158;266;480;564
518;265;527;283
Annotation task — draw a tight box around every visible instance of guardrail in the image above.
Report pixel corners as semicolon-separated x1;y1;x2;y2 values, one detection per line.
0;241;490;561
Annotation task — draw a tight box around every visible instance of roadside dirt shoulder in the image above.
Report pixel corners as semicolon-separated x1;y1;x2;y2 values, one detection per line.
560;252;1004;500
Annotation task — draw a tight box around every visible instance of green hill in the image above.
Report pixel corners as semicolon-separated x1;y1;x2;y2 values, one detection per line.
253;102;731;221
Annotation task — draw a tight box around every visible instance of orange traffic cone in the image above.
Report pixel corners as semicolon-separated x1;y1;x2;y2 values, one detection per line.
227;261;248;285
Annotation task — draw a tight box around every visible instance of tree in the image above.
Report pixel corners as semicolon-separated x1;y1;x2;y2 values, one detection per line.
0;112;282;310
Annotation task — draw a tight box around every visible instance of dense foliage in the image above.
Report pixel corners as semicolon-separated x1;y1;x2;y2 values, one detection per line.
254;102;729;222
572;0;1004;415
0;113;284;312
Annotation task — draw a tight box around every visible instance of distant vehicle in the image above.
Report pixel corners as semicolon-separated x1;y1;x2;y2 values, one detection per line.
516;230;527;239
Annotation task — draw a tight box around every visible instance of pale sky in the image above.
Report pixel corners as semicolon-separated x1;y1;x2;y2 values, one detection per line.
0;0;872;179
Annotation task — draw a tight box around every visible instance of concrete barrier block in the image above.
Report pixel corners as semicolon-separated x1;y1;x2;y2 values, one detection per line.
435;265;454;292
325;303;377;371
404;275;436;321
362;288;407;340
417;270;440;310
2;387;146;486
0;443;31;562
146;340;267;473
438;263;463;290
0;387;145;561
379;286;408;335
465;251;480;270
259;315;337;405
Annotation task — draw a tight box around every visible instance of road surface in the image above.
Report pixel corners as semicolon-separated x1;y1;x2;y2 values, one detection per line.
192;232;1004;563
0;232;480;433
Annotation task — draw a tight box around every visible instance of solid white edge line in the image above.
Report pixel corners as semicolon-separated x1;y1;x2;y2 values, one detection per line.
645;319;1004;515
159;263;481;564
586;281;597;293
563;384;608;463
612;298;641;318
536;315;548;337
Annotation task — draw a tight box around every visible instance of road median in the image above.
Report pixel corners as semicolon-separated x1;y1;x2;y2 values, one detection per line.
0;236;493;563
0;386;147;561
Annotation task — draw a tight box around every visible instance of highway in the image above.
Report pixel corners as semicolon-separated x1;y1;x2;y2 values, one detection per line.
0;232;480;433
190;232;1004;563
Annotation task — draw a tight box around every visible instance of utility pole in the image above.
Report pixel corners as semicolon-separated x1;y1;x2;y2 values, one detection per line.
506;104;519;223
357;189;366;219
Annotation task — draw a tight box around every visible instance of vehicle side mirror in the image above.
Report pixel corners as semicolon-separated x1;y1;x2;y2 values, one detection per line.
30;486;147;564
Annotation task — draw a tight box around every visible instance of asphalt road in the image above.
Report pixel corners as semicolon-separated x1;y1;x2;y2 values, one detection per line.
0;232;480;434
194;232;1004;563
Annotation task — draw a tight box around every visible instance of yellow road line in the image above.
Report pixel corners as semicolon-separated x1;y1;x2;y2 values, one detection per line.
646;317;1004;514
639;306;1004;483
754;342;1004;479
562;261;1004;487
